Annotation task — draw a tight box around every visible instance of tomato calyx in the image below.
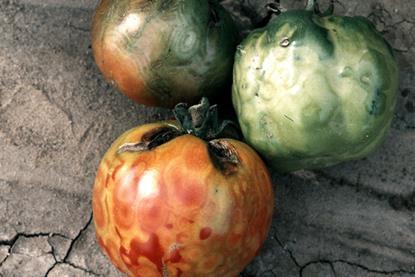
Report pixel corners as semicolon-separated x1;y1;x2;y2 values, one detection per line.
117;98;242;175
174;98;242;175
173;97;239;141
258;0;334;28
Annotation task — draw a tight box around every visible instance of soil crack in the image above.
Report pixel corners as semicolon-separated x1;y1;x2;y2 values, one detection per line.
300;259;415;276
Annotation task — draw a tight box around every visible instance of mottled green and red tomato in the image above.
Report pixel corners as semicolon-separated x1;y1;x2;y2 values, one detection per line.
92;121;274;276
91;0;239;107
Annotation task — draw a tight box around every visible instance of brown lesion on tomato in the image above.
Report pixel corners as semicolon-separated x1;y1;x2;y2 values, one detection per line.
207;140;240;176
117;126;180;154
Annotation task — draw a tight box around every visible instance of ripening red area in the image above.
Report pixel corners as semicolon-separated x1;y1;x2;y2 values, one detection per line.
121;233;164;273
168;247;182;263
199;227;212;240
137;200;168;232
167;166;206;208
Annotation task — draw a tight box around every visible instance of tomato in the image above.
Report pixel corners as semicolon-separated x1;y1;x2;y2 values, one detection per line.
232;0;398;171
91;0;239;108
92;99;274;276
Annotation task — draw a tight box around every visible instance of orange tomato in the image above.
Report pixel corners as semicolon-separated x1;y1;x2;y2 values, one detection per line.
93;121;274;276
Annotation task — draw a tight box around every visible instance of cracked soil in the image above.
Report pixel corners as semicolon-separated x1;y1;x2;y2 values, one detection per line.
0;0;415;276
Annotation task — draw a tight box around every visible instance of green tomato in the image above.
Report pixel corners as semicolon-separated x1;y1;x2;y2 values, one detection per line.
232;1;398;171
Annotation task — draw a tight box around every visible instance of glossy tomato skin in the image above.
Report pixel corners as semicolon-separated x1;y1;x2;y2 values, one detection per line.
93;122;274;277
91;0;239;108
232;10;398;171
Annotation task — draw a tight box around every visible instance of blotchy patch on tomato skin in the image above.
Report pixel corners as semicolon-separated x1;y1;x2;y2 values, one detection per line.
132;169;169;232
131;155;153;171
200;254;224;274
131;263;161;277
92;34;158;106
98;237;122;271
112;169;140;229
163;161;208;210
103;173;111;188
93;174;108;230
95;167;105;186
199;227;212;240
182;144;211;172
113;203;137;230
98;236;126;273
226;232;243;249
137;200;169;232
111;163;124;181
111;161;152;229
167;246;182;263
120;233;165;273
103;158;112;170
92;193;106;229
173;181;206;207
251;169;273;205
181;246;203;262
112;159;147;185
175;232;191;244
250;208;273;256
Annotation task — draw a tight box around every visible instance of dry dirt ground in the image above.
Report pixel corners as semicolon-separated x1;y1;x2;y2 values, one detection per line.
0;0;414;276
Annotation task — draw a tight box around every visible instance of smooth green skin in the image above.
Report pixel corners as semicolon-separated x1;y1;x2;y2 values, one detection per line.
232;10;399;171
